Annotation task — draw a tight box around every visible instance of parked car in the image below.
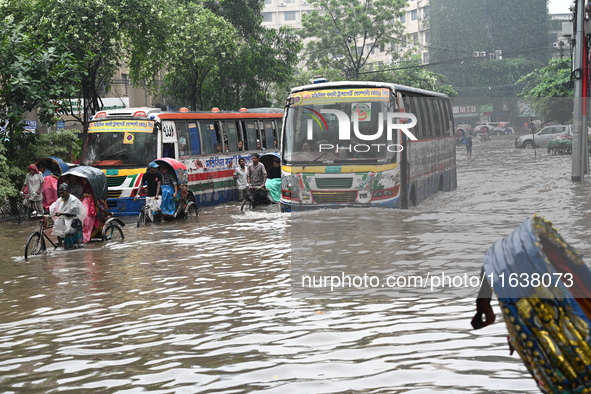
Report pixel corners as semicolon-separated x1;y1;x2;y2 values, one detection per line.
515;125;572;148
473;122;512;136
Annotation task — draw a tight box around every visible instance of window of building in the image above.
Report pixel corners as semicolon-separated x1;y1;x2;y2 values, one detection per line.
422;52;430;64
262;12;272;22
411;33;419;43
423;30;431;44
357;46;364;55
422;6;430;18
410;9;418;21
264;0;272;4
286;0;295;3
366;43;375;55
284;11;296;21
399;13;405;23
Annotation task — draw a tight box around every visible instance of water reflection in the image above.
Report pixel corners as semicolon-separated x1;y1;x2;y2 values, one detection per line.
2;136;588;392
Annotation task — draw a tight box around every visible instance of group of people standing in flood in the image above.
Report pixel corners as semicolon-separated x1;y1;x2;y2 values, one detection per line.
233;153;281;204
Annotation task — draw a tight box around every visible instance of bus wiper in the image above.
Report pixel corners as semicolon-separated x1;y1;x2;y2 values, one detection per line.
302;149;331;169
93;150;125;166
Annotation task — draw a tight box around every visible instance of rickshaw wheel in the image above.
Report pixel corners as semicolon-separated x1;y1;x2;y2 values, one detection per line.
25;232;45;259
186;204;198;218
103;224;124;242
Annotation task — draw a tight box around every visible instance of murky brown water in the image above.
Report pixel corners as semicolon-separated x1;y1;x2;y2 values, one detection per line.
1;135;591;393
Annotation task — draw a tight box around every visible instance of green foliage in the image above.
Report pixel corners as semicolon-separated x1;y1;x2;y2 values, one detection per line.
159;3;239;110
206;27;302;109
0;21;79;132
429;0;550;95
518;57;573;123
0;129;80;201
365;57;457;96
301;0;408;79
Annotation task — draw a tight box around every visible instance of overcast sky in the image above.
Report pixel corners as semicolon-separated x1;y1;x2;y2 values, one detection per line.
549;0;572;14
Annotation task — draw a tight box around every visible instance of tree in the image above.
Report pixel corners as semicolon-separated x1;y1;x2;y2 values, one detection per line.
159;3;239;111
206;27;302;109
300;0;408;79
21;0;169;131
0;21;79;134
518;57;573;124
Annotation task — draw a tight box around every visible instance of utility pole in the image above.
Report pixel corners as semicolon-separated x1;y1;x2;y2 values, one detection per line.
572;0;588;181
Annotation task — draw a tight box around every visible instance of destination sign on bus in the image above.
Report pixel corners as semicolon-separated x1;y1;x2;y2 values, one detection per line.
89;120;154;133
292;88;390;106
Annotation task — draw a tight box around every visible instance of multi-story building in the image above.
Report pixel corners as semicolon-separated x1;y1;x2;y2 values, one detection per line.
261;0;431;65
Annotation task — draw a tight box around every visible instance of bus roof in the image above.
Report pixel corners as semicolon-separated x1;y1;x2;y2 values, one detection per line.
289;80;449;99
91;107;283;121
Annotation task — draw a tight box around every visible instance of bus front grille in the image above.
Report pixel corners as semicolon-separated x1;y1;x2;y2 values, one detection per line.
108;190;122;199
311;191;358;204
107;176;128;187
315;177;353;189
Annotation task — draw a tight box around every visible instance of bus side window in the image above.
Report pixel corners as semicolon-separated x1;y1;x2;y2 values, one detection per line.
245;121;257;150
175;121;192;157
199;121;215;154
417;96;433;137
256;120;266;149
433;99;445;136
411;96;424;138
188;122;201;155
225;121;239;152
237;121;246;151
264;121;275;150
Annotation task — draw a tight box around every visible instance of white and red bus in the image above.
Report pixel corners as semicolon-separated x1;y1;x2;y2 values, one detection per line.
82;107;283;215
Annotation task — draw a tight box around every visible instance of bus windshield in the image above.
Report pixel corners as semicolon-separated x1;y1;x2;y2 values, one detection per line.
85;120;157;167
283;87;398;165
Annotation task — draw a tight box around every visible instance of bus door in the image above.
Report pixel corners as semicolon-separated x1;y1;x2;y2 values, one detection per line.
161;120;178;159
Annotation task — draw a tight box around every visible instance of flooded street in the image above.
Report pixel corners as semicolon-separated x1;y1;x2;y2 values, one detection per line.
2;135;591;393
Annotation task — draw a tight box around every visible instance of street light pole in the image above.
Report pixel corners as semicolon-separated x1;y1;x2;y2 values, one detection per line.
572;0;587;181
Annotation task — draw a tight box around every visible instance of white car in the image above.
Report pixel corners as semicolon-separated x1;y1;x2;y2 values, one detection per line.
515;125;572;148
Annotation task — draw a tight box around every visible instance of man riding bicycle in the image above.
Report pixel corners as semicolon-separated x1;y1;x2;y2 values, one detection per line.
246;153;270;205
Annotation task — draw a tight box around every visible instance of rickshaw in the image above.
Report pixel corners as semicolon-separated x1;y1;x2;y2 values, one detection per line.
136;158;198;226
18;157;72;224
24;166;125;259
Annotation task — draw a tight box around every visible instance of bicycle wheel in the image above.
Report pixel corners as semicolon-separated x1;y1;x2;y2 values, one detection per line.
137;211;146;227
25;232;46;259
186;203;198;218
103;225;124;242
241;199;253;212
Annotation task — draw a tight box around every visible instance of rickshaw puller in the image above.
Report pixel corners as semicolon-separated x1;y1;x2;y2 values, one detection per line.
50;183;87;250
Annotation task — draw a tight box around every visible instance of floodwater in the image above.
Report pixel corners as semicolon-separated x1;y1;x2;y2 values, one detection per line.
1;134;591;393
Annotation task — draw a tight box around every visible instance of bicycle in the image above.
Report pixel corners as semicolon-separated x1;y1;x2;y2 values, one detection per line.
240;186;270;212
17;192;33;224
24;213;59;259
